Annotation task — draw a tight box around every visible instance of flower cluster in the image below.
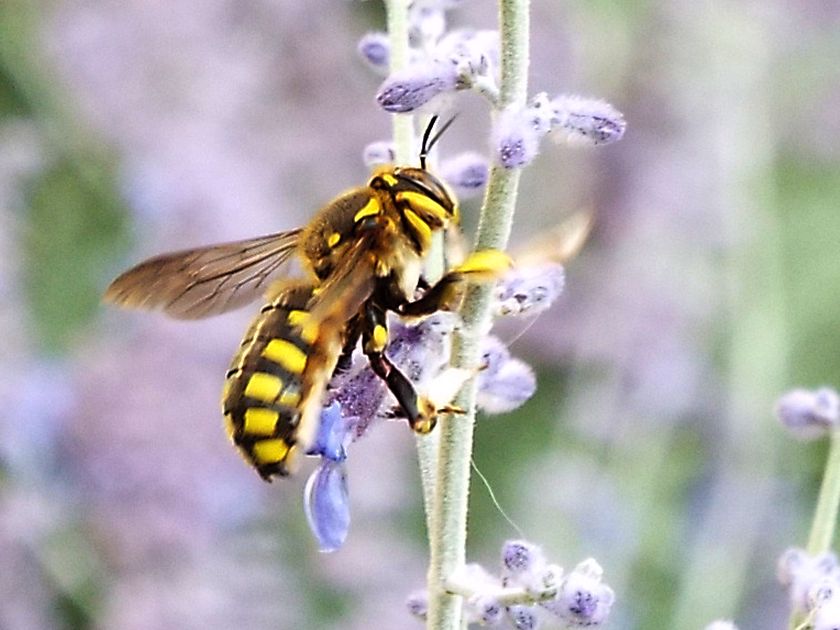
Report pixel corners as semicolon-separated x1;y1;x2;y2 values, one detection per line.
363;5;624;172
775;386;840;440
407;540;615;628
302;258;564;551
778;548;840;621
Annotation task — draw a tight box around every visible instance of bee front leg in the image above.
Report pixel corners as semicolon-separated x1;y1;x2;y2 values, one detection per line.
361;302;438;434
400;248;513;317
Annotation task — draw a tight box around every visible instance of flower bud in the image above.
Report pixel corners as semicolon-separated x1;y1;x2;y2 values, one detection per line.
406;591;429;620
542;559;614;626
493;106;541;169
775;387;840;440
477;337;536;414
357;32;390;73
376;61;459;114
440;151;489;199
550;95;626;147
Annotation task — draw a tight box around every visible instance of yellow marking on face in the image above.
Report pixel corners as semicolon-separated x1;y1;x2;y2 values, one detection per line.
453;249;513;279
381;173;398;186
327;232;341;248
403;208;433;248
223;413;237;440
372;324;388;352
244;372;284;403
243;408;279;436
278;390;301;408
353;197;381;223
262;339;308;374
396;191;449;222
251;438;290;464
287;310;318;344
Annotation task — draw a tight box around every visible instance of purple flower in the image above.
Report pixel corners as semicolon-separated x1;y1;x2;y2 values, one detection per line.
440;151;489;199
541;559;615;627
550;95;626;146
303;460;350;553
376;61;459;114
357;32;390;73
493;106;542;169
775;387;840;440
494;263;565;318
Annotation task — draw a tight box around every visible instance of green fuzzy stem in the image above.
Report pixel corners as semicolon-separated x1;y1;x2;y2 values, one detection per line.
385;0;414;164
790;430;840;629
425;1;530;628
806;430;840;557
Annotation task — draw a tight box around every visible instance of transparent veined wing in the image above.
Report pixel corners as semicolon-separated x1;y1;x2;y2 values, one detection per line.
104;229;303;319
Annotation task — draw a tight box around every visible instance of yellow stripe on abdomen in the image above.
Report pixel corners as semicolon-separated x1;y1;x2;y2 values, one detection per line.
252;438;291;464
262;339;308;374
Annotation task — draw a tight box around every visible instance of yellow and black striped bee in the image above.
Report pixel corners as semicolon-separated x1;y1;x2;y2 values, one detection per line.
104;118;508;481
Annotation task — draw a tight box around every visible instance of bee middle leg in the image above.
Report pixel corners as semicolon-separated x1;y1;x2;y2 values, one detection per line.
361;301;437;434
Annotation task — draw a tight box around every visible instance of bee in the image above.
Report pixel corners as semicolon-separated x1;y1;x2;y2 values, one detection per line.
104;117;509;480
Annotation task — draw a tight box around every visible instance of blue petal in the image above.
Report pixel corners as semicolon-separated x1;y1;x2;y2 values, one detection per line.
304;460;350;552
307;401;347;462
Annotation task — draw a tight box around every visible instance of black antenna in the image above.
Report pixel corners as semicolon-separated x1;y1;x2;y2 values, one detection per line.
419;114;457;170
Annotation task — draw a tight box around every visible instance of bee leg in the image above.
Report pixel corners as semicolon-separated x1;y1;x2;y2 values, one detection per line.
400;249;513;317
334;314;363;374
362;302;437;434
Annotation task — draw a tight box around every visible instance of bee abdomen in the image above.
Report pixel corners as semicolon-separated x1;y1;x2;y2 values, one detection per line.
222;285;316;480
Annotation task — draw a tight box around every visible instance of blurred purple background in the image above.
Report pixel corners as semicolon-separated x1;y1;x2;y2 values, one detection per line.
2;1;840;628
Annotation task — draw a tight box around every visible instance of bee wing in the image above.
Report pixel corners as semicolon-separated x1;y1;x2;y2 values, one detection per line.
514;210;594;266
292;235;379;454
104;229;303;319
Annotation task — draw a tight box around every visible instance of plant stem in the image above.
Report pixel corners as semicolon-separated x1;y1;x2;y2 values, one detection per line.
806;430;840;556
425;1;530;628
385;0;414;164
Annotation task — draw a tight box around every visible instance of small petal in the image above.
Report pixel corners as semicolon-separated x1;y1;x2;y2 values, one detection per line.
440;151;489;199
550;95;626;147
493;106;541;169
406;590;428;620
357;32;390;73
506;605;540;630
376;61;459;113
304;459;350;552
776;387;840;440
494;263;565;317
477;337;536;414
307;401;348;462
363;140;396;168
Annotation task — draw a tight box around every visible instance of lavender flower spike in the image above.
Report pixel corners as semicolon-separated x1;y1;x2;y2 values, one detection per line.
376;60;459;114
